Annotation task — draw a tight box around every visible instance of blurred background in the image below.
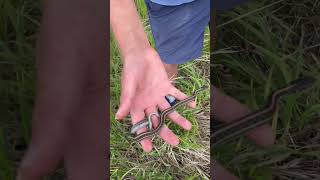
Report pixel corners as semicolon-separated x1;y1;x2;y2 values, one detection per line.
110;0;210;179
212;0;320;179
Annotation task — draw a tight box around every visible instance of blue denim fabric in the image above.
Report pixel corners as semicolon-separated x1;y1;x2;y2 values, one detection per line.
145;0;210;64
151;0;249;9
150;0;195;6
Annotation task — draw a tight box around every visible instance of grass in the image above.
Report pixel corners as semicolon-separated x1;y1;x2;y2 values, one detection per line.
110;0;210;179
0;0;210;179
2;0;318;179
213;0;320;179
0;0;40;179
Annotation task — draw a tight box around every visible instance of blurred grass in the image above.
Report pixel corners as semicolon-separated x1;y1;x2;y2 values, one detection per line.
110;0;210;179
1;0;210;179
213;0;320;179
0;0;40;179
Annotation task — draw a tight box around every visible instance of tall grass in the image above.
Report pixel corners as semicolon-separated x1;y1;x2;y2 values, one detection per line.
110;0;210;179
213;0;320;179
0;0;41;178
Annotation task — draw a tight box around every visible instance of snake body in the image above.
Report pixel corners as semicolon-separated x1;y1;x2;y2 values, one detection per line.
132;86;209;142
212;76;316;147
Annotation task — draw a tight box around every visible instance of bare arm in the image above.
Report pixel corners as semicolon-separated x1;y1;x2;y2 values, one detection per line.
17;0;107;179
110;0;196;153
110;0;151;58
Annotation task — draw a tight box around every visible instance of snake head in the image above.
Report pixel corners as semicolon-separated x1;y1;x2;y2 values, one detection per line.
289;76;316;92
198;85;209;91
193;85;209;95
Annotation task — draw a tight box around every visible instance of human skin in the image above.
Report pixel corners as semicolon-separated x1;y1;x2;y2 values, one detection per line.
210;7;274;179
111;0;196;153
163;64;274;179
14;0;272;179
111;0;274;178
211;86;274;180
17;0;108;179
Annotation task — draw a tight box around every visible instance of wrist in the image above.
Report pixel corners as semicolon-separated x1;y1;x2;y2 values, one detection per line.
123;46;162;66
120;33;151;58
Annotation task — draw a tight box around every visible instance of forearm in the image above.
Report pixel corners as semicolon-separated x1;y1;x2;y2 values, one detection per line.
18;1;107;179
212;86;250;122
34;0;107;127
110;0;151;58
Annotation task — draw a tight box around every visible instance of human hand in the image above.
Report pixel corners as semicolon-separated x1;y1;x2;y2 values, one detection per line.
115;48;196;152
17;0;108;179
212;86;275;179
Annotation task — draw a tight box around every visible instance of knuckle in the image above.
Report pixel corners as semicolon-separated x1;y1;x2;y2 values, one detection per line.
17;163;39;180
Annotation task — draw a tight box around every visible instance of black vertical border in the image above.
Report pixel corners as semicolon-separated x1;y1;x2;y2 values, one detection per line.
106;0;110;178
209;1;216;179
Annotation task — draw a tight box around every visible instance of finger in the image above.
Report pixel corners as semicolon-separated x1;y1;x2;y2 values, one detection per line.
211;159;239;180
131;108;153;153
17;140;63;180
136;128;153;153
145;106;180;146
169;87;196;108
158;99;192;130
212;86;275;146
115;75;137;120
247;124;274;147
212;86;251;122
159;125;180;146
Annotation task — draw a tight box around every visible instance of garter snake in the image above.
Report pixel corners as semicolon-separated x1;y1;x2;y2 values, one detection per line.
132;85;209;142
212;76;316;147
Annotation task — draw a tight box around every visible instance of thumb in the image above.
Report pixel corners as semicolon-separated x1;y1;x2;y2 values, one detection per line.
17;139;64;180
115;77;137;120
211;159;239;180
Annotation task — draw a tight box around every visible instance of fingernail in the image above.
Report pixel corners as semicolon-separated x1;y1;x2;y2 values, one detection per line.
143;144;153;153
173;139;180;146
145;147;152;153
185;121;192;130
115;111;120;119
